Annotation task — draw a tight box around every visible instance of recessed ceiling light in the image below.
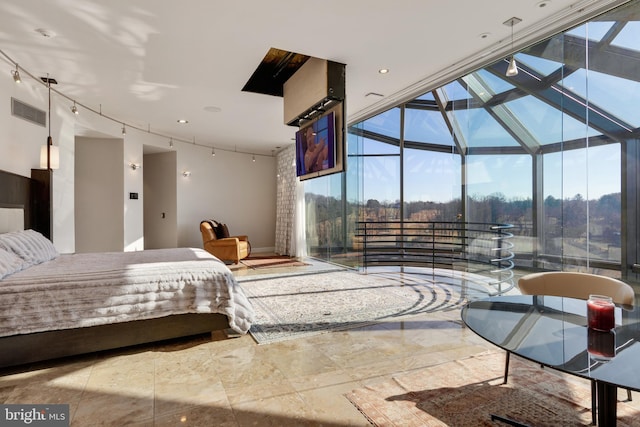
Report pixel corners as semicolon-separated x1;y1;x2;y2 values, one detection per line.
537;0;550;7
177;119;189;124
479;32;491;39
378;68;389;74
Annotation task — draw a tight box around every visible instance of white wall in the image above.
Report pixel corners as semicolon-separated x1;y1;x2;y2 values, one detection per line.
1;74;278;254
176;146;277;252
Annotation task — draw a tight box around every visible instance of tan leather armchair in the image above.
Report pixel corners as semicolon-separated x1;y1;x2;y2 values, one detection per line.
200;220;250;264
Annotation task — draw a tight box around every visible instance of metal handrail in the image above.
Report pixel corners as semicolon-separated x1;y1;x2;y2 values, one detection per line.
356;221;515;294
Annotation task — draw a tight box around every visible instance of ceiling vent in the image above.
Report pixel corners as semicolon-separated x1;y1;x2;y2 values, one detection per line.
11;98;46;127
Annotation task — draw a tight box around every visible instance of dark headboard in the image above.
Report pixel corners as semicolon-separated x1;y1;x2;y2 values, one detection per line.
0;169;51;238
0;169;32;230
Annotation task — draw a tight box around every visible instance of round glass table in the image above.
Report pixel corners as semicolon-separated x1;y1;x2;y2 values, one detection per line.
461;295;640;426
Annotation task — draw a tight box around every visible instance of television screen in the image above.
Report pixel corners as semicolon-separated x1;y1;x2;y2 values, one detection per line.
295;111;335;177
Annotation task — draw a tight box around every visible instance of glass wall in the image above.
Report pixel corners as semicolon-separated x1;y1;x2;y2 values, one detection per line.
304;170;346;263
305;0;640;280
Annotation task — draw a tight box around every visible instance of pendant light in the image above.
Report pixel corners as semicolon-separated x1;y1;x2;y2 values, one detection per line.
504;17;522;77
40;74;59;170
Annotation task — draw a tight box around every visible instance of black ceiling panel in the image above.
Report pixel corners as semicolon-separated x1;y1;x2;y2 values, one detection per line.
242;47;310;97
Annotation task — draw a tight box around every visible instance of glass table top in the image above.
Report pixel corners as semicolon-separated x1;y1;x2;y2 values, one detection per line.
461;295;640;391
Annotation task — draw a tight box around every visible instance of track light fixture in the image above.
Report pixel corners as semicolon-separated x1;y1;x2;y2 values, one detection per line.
11;64;21;83
6;57;284;164
504;17;521;77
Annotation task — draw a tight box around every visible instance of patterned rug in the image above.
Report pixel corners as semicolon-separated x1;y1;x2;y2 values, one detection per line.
346;351;640;426
240;269;507;344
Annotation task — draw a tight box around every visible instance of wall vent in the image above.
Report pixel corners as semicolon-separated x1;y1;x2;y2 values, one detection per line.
11;97;46;127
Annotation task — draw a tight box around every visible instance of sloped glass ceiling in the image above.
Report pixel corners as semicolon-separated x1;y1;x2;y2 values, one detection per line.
373;6;640;153
310;0;640;275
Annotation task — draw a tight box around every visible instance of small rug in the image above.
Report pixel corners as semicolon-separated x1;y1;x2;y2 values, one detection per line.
345;351;640;426
240;255;309;269
240;269;497;344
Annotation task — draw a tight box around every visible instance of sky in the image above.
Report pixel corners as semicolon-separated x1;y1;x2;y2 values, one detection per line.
353;142;620;205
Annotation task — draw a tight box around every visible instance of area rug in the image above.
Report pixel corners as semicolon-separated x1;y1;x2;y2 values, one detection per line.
240;255;309;269
240;269;497;344
345;351;640;426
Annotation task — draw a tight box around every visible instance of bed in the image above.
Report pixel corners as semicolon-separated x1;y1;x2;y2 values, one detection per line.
0;170;254;369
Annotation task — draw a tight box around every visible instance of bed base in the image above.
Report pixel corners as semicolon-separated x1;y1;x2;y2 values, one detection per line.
0;313;229;369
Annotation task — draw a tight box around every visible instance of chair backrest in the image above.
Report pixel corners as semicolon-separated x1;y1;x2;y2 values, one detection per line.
200;220;217;242
518;271;635;306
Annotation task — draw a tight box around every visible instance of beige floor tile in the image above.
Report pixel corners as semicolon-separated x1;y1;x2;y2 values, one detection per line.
83;358;154;394
154;405;238;427
0;265;504;426
297;378;373;426
154;378;229;417
264;342;341;378
231;391;319;426
223;375;298;407
72;390;154;426
288;369;356;393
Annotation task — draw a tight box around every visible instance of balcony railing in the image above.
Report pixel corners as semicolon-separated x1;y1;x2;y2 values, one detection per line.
356;221;515;294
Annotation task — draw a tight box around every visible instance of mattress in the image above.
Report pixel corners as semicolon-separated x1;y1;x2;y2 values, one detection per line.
0;247;254;337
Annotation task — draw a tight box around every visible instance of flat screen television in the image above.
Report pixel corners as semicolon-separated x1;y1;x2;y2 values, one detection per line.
294;105;344;180
295;111;335;176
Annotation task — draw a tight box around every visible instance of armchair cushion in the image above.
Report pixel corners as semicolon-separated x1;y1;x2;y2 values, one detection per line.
201;219;229;240
220;223;230;238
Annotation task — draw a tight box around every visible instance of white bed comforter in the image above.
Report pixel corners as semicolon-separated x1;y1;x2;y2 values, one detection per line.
0;247;254;337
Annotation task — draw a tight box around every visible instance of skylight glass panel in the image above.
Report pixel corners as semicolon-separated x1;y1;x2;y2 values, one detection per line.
452;108;519;147
362;107;401;139
443;80;470;101
561;69;640;128
503;96;599;144
404;109;454;146
516;53;562;77
470;69;515;94
415;92;436;101
611;22;640;52
567;22;615;42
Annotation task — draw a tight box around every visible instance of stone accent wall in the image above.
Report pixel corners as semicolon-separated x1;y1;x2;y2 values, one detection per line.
275;145;297;255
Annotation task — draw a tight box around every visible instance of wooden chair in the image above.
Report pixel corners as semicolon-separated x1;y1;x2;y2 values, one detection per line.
508;271;635;425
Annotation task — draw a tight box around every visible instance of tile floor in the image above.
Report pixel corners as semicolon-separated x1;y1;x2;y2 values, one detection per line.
0;259;636;426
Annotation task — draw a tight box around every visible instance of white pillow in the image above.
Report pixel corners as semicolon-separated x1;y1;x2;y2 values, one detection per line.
0;247;25;279
0;229;59;267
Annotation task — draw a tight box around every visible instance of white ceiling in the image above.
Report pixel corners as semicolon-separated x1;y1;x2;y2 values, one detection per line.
0;0;627;155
